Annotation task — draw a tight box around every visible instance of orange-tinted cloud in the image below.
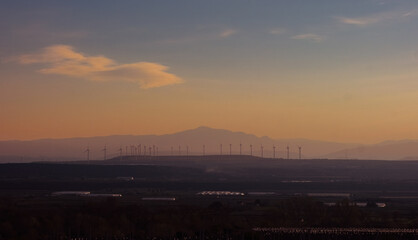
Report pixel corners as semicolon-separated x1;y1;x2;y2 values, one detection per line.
336;16;379;26
336;9;418;26
291;33;324;42
15;45;183;89
269;28;286;35
219;29;237;38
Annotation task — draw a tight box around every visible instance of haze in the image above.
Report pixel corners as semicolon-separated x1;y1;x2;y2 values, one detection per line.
1;1;418;144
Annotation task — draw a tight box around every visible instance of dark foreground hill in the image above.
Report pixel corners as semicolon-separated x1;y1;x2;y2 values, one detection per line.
71;155;418;181
1;157;418;239
1;156;418;186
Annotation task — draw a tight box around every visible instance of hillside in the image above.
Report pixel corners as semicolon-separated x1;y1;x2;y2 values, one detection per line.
0;126;357;162
324;140;418;160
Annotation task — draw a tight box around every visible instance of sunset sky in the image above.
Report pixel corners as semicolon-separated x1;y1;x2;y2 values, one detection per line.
1;0;418;143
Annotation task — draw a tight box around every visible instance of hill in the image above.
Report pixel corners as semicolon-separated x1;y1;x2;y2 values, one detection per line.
0;126;357;162
324;140;418;160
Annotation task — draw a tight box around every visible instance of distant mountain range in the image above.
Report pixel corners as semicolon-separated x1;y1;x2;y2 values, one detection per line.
0;126;417;162
324;140;418;160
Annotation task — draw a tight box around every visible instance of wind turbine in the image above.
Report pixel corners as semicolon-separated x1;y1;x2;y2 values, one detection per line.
261;145;264;158
220;144;222;155
229;144;232;156
273;145;276;159
102;145;107;161
298;146;302;160
250;144;253;156
84;146;90;163
287;145;290;160
239;143;242;155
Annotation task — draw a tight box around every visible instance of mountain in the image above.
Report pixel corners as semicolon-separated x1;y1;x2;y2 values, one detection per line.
324;140;418;160
0;126;358;162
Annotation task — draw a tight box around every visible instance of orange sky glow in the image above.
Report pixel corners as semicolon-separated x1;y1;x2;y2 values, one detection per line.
1;1;418;144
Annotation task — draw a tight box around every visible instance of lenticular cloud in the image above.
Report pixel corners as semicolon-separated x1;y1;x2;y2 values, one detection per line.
16;45;183;89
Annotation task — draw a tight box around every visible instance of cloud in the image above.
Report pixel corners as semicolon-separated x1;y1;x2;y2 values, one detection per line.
336;9;418;26
157;28;238;44
219;29;238;38
12;23;89;41
336;16;379;26
13;45;183;89
269;28;286;35
291;34;324;42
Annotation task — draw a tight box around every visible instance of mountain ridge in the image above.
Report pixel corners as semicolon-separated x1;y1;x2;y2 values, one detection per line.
1;126;417;162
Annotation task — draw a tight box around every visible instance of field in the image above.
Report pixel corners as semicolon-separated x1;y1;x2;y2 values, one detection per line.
1;156;418;239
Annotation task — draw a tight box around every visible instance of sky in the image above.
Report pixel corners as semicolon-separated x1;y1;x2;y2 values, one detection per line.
1;0;418;143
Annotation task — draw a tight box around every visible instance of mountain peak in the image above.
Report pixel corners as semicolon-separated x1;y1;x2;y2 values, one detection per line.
194;126;216;131
0;126;360;161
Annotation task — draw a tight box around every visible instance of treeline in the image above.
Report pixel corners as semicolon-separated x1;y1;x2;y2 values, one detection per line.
0;197;417;239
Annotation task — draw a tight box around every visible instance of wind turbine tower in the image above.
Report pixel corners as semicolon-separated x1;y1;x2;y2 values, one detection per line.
229;144;232;156
203;145;205;156
250;144;253;156
85;146;90;163
103;145;107;161
287;145;290;160
273;145;276;159
298;146;302;160
239;143;242;155
220;144;222;155
119;147;122;160
261;145;264;158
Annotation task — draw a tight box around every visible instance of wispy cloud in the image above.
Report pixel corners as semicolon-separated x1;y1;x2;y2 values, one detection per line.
12;45;183;89
219;29;238;38
13;23;90;40
336;9;418;26
269;28;286;35
336;16;379;26
159;27;238;44
291;33;324;42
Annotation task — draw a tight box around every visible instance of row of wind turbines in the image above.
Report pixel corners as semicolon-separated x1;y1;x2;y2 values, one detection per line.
84;144;303;161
